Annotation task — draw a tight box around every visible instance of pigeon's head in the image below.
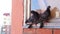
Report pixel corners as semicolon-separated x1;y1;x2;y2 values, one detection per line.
47;6;51;9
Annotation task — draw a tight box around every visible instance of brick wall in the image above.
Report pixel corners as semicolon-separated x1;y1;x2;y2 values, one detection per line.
23;28;60;34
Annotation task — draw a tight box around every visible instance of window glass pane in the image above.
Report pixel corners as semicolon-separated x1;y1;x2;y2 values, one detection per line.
31;0;40;10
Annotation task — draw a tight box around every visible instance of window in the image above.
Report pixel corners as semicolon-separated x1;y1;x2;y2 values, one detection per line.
23;0;60;28
0;0;12;34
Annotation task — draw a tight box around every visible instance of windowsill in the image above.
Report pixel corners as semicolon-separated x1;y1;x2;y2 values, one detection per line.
23;18;60;28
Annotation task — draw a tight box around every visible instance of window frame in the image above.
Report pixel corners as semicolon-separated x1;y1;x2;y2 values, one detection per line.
23;0;31;26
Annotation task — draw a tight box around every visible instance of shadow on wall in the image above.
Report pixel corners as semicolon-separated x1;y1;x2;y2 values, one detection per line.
51;7;60;18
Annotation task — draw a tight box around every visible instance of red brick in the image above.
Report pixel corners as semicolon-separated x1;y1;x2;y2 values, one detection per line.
54;29;60;34
23;28;35;34
36;28;52;34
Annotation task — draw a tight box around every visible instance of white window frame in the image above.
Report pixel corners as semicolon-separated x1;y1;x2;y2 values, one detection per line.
24;0;31;26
